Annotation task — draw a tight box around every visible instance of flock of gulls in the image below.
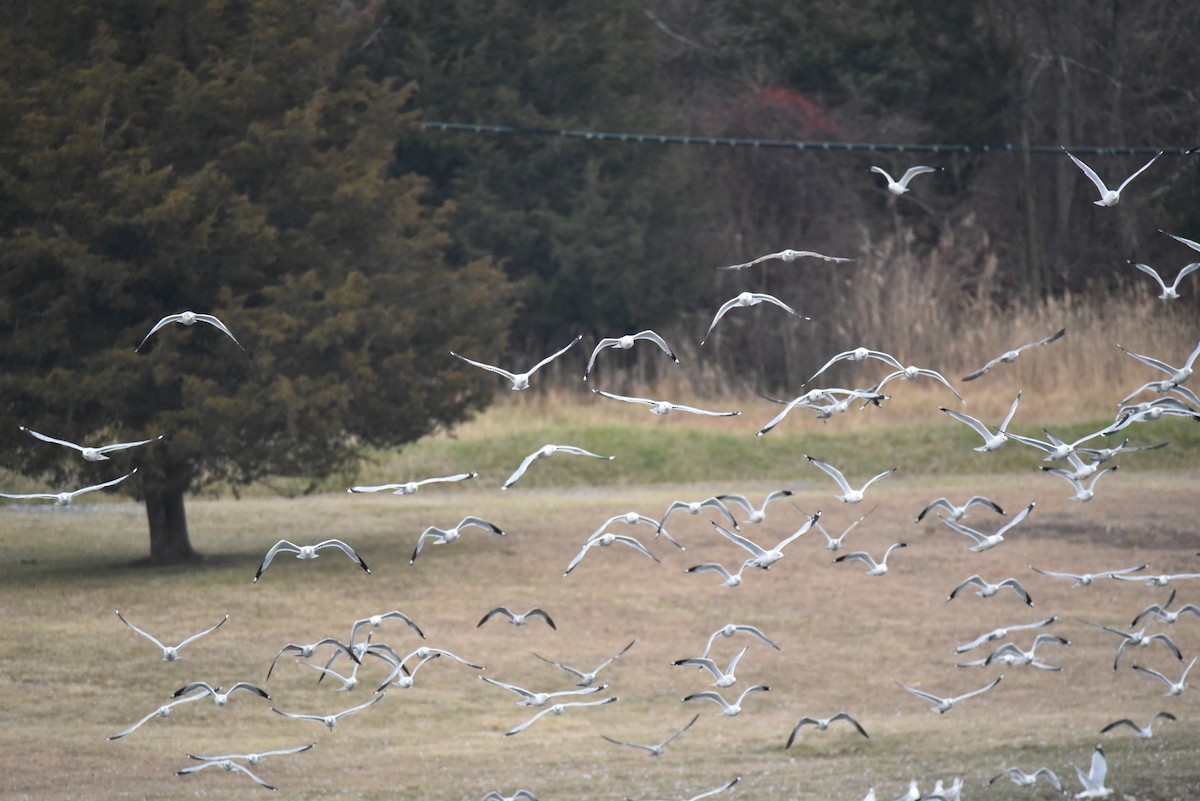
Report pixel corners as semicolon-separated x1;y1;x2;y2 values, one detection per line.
5;153;1200;800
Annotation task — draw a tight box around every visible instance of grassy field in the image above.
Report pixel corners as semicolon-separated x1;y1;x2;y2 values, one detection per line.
3;393;1200;801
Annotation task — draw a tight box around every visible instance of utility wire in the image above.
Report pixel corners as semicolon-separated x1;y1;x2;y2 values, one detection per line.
417;121;1195;157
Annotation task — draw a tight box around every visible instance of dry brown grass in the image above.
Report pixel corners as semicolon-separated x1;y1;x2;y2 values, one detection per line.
3;468;1199;800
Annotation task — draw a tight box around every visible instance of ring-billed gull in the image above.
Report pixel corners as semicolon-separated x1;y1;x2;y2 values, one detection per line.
937;501;1034;552
893;674;1002;714
947;576;1033;606
873;365;964;403
1076;437;1168;463
136;310;245;352
1064;148;1162;206
870;165;938;195
686;559;755;588
411;516;504;564
601;713;699;757
502;444;614;491
175;759;277;790
480;675;605;706
806;456;897;504
683;685;769;716
700;291;807;346
1072;743;1112;799
253;539;369;582
171;681;270;707
980;633;1070;670
270;695;383;730
916;495;1004;523
1;468;137;506
701;624;780;659
477;607;556;629
19;426;163;461
564;532;660;576
1100;711;1176;739
658;496;739;537
938;391;1022;452
186;743;315;766
1029;563;1146;588
592;389;741;417
1112;571;1200;587
1131;656;1196;696
503;696;619;736
347;471;478;495
1131;589;1200;626
1129;260;1200;300
266;638;359;681
715;490;793;524
584;330;678;381
804;347;904;386
115;610;227;661
1040;464;1119;502
348;610;426;648
835;542;907;576
954;615;1058;654
673;646;748;688
719;249;853;271
532;640;636;687
482;790;539;801
481;790;539;801
451;334;582;390
785;712;868;747
810;506;875;552
1084;622;1182;670
1118;339;1200;388
626;776;739;801
108;691;208;739
710;513;819;569
988;767;1063;793
962;328;1066;381
373;646;484;691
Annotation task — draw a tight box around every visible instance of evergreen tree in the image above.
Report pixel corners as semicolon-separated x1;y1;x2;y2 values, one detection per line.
0;0;513;564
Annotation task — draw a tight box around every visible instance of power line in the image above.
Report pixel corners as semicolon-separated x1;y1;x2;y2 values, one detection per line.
417;121;1195;157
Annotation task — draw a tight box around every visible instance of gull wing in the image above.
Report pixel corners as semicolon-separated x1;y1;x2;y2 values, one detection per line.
869;165;896;183
315;539;370;574
806;456;853;495
501;450;542;491
176;614;230;649
1131;261;1169;292
710;522;767;559
450;351;519;383
861;467;899;492
1116;151;1162;193
1065;151;1111;197
750;292;804;318
115;610;168;652
135;313;185;351
254;540;300;582
71;469;139;499
593;388;655;407
830;712;869;737
898;165;937;187
527;334;583;375
18;426;85;452
193;313;245;350
701;296;744;346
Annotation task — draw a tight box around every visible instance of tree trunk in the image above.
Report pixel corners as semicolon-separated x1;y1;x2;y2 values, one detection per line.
144;486;197;565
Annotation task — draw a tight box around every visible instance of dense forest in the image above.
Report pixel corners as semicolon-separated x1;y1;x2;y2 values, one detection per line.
1;1;1198;560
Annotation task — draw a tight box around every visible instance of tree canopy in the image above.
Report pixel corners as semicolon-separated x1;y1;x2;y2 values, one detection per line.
0;0;513;563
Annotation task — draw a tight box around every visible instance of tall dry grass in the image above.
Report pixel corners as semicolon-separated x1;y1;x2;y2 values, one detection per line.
509;216;1200;427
